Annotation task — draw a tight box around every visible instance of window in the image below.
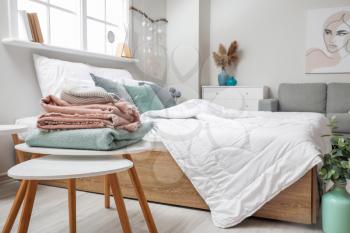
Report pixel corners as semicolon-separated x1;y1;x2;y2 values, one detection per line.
86;0;128;55
14;0;130;55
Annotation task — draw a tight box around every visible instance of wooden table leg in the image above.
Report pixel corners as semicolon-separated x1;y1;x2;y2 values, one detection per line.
104;176;110;209
1;181;28;233
17;180;38;233
123;154;158;233
12;134;24;163
108;174;132;233
68;179;77;233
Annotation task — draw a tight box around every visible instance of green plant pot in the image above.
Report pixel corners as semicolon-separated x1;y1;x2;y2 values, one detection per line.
322;183;350;233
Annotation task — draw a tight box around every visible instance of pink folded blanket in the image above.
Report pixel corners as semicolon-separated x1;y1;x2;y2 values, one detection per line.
39;95;140;132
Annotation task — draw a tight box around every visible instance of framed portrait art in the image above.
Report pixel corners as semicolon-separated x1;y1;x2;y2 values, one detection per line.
305;6;350;74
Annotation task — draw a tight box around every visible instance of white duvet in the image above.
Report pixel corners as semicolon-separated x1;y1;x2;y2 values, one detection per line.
142;99;331;228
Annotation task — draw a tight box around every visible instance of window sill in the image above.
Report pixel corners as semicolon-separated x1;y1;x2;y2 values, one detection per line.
1;38;139;63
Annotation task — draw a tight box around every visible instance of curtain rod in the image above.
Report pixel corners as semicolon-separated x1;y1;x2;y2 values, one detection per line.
130;6;168;23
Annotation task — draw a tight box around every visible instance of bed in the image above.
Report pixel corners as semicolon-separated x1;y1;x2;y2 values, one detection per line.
14;99;329;227
13;54;330;228
13;144;319;225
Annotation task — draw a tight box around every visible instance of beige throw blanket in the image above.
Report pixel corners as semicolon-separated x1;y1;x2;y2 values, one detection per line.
39;95;140;132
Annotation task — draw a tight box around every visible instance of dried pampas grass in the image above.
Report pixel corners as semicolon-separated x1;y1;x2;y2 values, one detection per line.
213;41;239;69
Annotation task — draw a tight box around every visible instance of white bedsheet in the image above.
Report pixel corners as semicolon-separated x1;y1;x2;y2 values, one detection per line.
142;99;331;228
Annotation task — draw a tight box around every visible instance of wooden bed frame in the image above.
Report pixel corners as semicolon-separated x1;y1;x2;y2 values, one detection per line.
12;135;319;225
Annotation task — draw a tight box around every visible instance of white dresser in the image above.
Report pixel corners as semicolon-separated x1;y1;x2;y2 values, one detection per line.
202;86;268;111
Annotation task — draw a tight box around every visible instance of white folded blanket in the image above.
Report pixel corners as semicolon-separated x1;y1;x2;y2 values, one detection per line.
142;99;331;228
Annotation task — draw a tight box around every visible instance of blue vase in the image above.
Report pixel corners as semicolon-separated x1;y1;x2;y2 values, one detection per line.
218;69;228;86
226;76;237;86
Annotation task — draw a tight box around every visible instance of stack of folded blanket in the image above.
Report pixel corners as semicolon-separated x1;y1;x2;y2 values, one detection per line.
26;87;153;150
39;95;140;132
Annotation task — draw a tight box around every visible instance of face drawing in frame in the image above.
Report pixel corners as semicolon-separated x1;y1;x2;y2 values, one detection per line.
306;11;350;73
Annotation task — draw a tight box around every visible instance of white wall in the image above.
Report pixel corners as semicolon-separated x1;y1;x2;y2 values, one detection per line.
210;0;350;97
0;0;165;175
0;0;40;175
199;0;211;90
166;0;200;99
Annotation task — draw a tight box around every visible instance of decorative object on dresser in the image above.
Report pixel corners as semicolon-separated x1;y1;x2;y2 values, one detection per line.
212;41;239;86
225;76;238;86
202;86;268;111
320;119;350;233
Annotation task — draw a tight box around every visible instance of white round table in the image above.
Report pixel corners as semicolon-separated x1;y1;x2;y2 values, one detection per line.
8;155;133;180
0;124;28;163
3;143;158;233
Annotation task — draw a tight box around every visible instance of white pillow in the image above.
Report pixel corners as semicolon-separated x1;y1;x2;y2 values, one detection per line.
33;54;137;97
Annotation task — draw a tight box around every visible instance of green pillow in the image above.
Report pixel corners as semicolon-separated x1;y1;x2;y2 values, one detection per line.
124;85;164;113
138;82;177;108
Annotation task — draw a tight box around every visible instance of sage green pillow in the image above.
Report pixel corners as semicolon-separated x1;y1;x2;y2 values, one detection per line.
124;85;164;113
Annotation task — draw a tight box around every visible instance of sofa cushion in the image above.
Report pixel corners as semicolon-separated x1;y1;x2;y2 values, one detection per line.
327;83;350;113
327;113;350;134
278;83;327;113
258;99;279;112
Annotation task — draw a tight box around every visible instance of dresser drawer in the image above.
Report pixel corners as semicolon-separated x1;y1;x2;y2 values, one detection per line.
210;99;259;111
202;86;268;111
202;87;265;100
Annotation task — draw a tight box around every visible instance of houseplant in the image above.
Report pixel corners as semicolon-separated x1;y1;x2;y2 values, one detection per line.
319;118;350;233
212;41;239;86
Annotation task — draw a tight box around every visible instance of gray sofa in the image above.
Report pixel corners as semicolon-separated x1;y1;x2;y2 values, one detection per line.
259;83;350;134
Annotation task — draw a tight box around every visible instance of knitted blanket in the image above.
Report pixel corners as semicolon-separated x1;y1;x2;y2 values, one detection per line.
61;86;119;105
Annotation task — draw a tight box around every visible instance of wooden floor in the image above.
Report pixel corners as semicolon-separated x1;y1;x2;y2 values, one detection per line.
0;181;323;233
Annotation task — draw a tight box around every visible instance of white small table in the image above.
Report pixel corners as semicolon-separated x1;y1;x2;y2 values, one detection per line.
3;143;158;233
0;125;28;164
0;125;27;136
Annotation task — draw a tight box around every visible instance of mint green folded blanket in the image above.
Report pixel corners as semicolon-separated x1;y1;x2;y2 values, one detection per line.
26;122;153;151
